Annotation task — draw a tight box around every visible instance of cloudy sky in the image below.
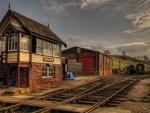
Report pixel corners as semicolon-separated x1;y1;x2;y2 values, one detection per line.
0;0;150;57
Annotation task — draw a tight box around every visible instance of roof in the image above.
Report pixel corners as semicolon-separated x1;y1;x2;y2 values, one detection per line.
9;10;66;46
13;25;26;33
62;46;112;59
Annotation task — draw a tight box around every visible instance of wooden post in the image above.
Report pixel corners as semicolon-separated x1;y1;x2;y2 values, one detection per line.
17;33;20;89
29;33;32;88
7;67;10;88
17;66;20;89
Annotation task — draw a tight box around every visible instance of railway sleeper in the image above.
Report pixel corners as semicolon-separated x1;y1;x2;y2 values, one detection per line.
109;100;122;103
114;97;126;101
53;95;72;99
107;102;119;106
9;106;21;112
95;93;112;96
82;98;102;102
61;93;77;96
116;94;126;98
87;96;107;100
77;100;96;105
97;91;116;94
20;106;42;112
68;90;84;93
49;98;65;101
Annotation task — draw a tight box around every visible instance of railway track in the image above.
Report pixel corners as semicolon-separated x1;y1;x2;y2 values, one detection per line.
0;75;145;113
0;76;112;113
32;77;138;113
80;79;137;113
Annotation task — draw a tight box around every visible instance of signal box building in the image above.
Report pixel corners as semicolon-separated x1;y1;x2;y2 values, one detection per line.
0;9;66;91
62;46;112;76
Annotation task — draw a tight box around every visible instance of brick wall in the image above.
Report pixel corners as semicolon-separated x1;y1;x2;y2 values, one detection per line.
29;64;62;91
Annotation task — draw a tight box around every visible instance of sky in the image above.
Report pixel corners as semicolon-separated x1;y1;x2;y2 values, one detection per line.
0;0;150;58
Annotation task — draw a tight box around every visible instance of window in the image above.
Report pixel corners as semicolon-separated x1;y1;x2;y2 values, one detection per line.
0;37;6;55
43;41;52;56
8;34;18;51
42;67;54;78
37;39;42;54
20;35;29;51
53;44;60;57
36;38;60;57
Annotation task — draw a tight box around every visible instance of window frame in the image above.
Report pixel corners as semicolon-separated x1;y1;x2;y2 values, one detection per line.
36;38;60;57
42;67;54;78
36;38;43;54
8;33;18;51
0;37;7;55
43;40;53;56
20;34;30;52
53;44;60;57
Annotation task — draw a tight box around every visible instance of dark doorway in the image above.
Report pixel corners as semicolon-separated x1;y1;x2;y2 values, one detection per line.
62;64;66;80
20;67;28;88
0;68;7;87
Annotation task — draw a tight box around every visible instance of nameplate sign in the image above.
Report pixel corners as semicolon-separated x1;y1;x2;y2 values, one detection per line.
43;57;54;62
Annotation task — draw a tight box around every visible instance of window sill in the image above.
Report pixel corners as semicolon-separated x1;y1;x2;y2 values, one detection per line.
42;76;54;78
20;50;29;52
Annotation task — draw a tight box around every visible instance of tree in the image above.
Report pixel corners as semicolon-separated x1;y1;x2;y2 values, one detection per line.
103;50;111;55
122;51;126;59
143;55;149;61
122;51;126;56
137;56;140;60
140;56;143;60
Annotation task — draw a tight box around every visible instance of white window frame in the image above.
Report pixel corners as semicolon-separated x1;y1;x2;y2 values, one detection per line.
20;34;29;52
36;38;43;54
43;40;52;56
8;33;18;51
42;67;54;78
0;37;7;55
53;44;60;57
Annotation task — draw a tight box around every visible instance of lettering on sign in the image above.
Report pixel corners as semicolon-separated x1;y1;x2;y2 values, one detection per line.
43;57;54;62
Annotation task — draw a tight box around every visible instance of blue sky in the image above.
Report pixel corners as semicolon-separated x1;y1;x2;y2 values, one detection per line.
0;0;150;57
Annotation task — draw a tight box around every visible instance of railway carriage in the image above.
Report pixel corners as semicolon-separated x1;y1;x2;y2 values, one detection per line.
125;65;136;74
136;64;150;74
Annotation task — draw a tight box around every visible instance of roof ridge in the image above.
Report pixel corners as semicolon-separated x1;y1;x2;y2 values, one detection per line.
10;10;49;30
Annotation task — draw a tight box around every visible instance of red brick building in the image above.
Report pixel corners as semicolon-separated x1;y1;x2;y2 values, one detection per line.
62;46;112;76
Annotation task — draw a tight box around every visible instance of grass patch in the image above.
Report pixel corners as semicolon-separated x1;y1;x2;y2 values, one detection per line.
109;56;139;69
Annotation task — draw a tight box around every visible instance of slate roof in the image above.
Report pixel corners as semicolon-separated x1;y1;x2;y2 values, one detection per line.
10;10;66;45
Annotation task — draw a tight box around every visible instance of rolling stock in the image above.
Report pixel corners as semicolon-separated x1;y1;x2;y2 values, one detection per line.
136;64;150;74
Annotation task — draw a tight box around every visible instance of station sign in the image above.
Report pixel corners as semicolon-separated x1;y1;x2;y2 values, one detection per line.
43;57;54;62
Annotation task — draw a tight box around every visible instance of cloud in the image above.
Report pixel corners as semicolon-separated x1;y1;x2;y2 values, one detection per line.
124;0;150;33
40;0;77;14
66;36;82;43
123;28;142;33
90;43;106;51
116;42;150;52
114;3;130;12
80;0;112;9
